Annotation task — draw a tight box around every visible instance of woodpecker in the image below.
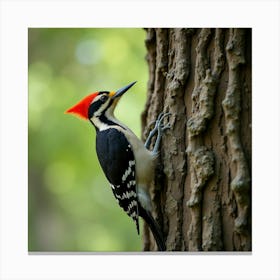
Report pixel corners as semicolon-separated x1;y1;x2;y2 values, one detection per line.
65;81;169;251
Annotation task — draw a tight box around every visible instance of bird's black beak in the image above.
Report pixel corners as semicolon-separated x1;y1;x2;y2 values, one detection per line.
111;81;137;99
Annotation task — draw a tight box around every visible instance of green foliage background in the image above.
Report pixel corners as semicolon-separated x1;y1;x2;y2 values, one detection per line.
28;28;147;251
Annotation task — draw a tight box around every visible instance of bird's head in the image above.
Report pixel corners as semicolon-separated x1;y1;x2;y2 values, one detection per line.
65;81;136;121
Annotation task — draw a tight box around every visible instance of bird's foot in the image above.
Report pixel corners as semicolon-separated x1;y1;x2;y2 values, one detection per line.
144;112;171;154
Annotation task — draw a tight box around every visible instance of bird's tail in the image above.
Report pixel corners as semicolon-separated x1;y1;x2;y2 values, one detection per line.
139;205;166;251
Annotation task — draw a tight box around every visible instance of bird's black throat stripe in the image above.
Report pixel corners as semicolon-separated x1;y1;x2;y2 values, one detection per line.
89;99;126;131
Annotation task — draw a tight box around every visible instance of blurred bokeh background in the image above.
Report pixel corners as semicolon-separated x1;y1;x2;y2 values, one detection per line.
28;28;148;251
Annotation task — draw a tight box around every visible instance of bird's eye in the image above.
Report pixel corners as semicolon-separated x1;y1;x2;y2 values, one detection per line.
100;95;108;103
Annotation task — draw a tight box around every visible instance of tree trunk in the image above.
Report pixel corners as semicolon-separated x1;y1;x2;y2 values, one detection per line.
141;28;251;251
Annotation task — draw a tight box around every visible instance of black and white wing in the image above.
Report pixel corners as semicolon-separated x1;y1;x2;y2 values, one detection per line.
96;128;139;233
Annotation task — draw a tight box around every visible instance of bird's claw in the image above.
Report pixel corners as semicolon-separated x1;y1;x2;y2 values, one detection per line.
155;112;171;131
144;112;171;153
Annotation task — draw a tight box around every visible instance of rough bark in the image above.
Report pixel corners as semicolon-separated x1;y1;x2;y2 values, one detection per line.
141;28;251;251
